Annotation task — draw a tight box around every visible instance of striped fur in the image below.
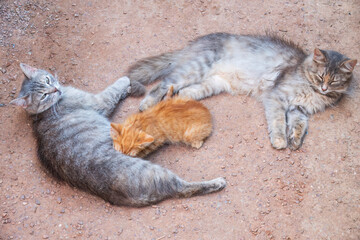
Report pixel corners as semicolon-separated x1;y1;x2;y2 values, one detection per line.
128;33;357;150
11;64;226;207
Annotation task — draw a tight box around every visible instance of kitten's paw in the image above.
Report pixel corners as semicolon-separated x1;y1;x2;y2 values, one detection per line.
271;136;287;149
191;141;203;149
139;96;157;111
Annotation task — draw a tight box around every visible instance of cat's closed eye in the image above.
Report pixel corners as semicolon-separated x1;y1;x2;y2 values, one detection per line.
45;76;51;85
316;74;324;82
41;93;48;101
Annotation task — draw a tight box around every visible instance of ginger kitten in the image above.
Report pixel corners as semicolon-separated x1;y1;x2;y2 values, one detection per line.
111;87;212;157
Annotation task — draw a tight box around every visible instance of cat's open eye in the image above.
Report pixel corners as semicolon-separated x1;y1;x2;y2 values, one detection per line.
40;93;48;101
45;76;51;85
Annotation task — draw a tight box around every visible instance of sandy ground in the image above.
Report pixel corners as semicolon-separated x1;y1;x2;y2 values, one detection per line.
1;0;359;239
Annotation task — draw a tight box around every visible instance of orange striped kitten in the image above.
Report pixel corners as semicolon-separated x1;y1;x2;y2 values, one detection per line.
111;87;212;157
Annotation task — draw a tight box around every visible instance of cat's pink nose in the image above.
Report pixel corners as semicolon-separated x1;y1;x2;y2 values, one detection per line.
321;86;328;91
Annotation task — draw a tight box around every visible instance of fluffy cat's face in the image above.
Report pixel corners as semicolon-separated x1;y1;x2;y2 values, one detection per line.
110;123;154;157
10;63;62;114
307;48;357;95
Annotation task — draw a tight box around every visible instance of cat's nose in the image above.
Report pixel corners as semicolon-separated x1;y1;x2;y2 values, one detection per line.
51;87;58;93
321;85;328;91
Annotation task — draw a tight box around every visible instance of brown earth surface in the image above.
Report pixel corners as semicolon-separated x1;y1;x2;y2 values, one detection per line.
1;0;360;239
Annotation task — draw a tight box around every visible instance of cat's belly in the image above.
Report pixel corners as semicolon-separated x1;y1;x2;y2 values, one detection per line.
209;61;279;97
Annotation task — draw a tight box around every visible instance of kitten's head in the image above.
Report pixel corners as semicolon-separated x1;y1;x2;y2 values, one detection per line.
110;123;154;157
10;63;62;114
306;48;357;95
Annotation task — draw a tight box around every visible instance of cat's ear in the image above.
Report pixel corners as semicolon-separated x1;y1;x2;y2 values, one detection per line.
110;123;121;139
20;63;38;79
9;95;32;109
340;59;357;73
138;133;154;147
313;48;327;64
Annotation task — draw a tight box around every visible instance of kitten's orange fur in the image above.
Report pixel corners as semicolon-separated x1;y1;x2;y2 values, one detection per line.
111;86;212;157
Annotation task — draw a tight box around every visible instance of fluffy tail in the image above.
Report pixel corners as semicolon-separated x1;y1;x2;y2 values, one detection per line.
127;52;178;97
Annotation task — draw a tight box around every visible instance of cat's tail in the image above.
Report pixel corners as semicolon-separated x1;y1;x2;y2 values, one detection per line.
127;52;179;97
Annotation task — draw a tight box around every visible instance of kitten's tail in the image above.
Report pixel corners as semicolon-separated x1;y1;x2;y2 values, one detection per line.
127;52;178;97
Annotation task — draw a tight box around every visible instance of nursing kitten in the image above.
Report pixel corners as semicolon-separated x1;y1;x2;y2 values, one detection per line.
111;86;212;157
10;63;226;207
128;33;357;150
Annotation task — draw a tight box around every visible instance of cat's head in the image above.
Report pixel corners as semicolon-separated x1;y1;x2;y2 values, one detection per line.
110;123;154;157
10;63;62;114
306;48;357;95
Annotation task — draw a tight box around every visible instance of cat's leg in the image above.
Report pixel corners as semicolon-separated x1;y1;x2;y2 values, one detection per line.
139;82;170;111
263;96;288;149
178;75;231;100
286;106;309;150
93;76;131;116
139;60;210;111
109;157;226;206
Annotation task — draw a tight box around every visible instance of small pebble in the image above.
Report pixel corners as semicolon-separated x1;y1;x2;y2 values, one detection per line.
35;199;40;205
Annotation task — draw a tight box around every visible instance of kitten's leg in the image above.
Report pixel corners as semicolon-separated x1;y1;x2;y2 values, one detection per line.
263;97;288;149
286;106;309;150
183;124;211;149
94;76;131;116
178;75;231;100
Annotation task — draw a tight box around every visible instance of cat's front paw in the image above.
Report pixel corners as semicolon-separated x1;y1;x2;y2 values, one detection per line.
139;96;157;111
288;129;304;150
270;136;287;149
116;76;130;87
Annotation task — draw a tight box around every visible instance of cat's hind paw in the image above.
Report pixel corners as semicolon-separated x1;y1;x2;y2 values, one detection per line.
139;96;157;111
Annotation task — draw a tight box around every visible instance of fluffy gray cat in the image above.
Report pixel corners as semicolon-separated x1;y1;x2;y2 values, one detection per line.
128;33;357;150
10;63;226;207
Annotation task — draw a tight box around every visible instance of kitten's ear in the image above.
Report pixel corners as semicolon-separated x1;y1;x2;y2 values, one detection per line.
340;59;357;73
20;63;38;79
165;85;174;99
110;123;121;139
10;95;32;109
313;48;326;64
138;133;154;147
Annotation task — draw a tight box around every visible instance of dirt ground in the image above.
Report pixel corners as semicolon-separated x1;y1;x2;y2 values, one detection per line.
1;0;359;239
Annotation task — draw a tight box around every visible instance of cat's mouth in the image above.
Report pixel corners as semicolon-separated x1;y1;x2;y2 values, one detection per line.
311;85;329;95
318;88;329;95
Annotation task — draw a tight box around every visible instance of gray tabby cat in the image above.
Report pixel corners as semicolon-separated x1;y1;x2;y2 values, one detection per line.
128;33;357;150
10;63;226;207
